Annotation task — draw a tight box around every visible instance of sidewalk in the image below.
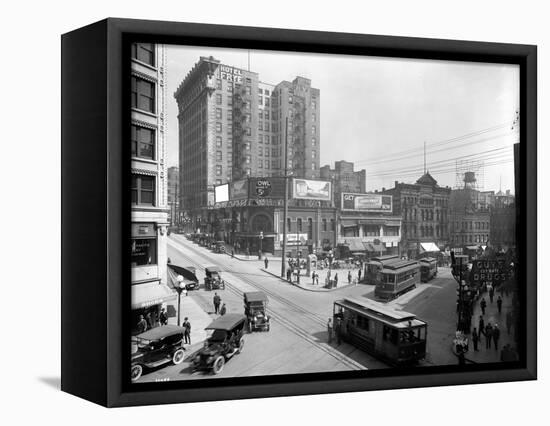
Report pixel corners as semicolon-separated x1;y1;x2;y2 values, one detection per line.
453;288;517;363
166;293;212;349
259;257;359;292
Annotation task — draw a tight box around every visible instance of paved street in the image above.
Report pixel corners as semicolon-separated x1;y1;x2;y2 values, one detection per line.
136;234;497;383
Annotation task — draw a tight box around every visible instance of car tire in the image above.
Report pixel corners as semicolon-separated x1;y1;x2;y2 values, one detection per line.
212;356;225;374
237;337;245;353
172;348;185;365
131;364;143;382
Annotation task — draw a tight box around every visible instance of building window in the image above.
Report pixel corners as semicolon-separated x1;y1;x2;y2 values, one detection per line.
312;137;316;146
259;111;263;119
330;219;335;231
312;150;316;159
216;165;223;176
259;122;263;131
258;96;263;105
216;79;222;90
264;89;270;96
258;146;263;156
216;122;222;133
265;98;270;107
258;160;263;168
287;218;292;232
245;86;251;95
265;147;270;157
216;151;223;162
131;76;155;113
312;125;316;134
227;85;233;92
246;155;251;164
216;108;222;119
216;94;222;104
216;179;222;185
131;175;155;206
227;110;232;120
131;236;157;266
216;136;222;148
265;111;270;120
131;125;155;160
322;219;327;231
307;218;313;239
246;128;251;136
131;43;155;66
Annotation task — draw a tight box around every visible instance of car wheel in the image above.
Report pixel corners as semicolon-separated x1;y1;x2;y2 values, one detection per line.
212;356;225;374
172;348;185;365
131;364;143;382
237;338;245;353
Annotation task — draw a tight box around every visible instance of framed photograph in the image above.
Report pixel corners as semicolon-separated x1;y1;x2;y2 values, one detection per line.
61;18;537;407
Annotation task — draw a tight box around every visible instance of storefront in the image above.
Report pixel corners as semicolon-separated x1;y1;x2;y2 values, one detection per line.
131;281;177;335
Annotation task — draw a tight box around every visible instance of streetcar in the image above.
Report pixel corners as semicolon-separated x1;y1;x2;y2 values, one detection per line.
419;257;438;282
333;297;427;365
374;259;420;300
364;254;400;285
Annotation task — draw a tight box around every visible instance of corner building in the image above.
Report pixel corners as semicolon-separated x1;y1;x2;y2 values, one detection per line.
130;43;173;333
174;56;320;230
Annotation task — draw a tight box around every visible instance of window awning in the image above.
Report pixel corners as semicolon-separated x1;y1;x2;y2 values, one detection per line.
369;242;386;252
131;282;177;310
420;242;440;252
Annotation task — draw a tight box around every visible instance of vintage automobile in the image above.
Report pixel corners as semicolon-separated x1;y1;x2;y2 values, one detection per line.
243;291;270;332
131;325;187;381
167;263;200;290
204;265;225;290
213;241;226;253
191;314;246;374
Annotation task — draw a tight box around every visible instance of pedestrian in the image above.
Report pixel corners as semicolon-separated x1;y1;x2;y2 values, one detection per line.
478;315;485;344
220;302;227;316
335;317;342;345
311;271;316;285
327;318;333;343
492;324;500;351
264;257;269;269
480;297;487;315
489;285;494;303
334;273;338;287
458;350;466;366
472;327;480;351
146;312;155;329
182;317;191;344
159;308;168;326
213;292;221;315
231;248;234;258
137;315;147;333
497;295;503;314
484;323;493;349
506;311;513;335
358;268;362;282
286;268;291;282
348;270;352;284
297;271;300;284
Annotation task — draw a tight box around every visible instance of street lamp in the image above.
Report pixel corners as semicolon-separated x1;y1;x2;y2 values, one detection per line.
259;231;264;259
175;275;186;326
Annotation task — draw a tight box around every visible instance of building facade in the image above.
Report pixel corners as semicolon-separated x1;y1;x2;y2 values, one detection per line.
490;203;516;250
174;56;320;230
320;160;366;197
449;186;491;248
131;43;173;333
382;173;451;259
167;166;179;226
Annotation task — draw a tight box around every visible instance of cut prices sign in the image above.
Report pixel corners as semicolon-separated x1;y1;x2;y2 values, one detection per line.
341;193;392;212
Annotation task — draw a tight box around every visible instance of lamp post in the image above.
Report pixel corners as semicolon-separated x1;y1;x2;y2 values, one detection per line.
175;275;186;326
259;231;263;259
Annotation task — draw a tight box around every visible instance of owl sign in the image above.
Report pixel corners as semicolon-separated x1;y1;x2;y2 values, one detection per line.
255;179;272;197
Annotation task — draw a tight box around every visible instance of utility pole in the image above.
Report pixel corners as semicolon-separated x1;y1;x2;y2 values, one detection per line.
424;141;426;175
281;117;289;278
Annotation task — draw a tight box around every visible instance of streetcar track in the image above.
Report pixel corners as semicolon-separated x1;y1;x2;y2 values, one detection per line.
168;236;366;371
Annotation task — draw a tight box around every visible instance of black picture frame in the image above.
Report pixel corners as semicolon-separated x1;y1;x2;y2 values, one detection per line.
61;18;537;407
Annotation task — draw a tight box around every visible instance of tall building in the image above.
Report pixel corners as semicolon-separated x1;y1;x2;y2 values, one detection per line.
167;166;179;226
130;43;173;332
320;160;366;204
382;173;451;259
174;56;320;230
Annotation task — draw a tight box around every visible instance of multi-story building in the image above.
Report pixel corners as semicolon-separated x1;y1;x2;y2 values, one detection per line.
174;56;320;230
130;43;172;332
167;166;179;225
320;160;366;200
490;203;516;250
382;173;451;259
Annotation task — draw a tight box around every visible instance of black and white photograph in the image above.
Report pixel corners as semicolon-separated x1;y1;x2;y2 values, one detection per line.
130;43;521;383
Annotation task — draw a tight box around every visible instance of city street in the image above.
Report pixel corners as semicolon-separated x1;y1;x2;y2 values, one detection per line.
136;234;463;382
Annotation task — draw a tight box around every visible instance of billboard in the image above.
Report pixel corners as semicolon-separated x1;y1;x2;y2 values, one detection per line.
249;177;286;199
230;179;248;200
214;183;229;203
341;193;392;212
471;259;513;287
292;178;332;201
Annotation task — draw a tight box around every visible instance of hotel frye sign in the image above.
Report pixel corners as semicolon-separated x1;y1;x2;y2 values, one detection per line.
219;65;243;84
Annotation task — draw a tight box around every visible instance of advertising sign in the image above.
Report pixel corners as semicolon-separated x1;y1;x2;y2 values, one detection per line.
214;184;229;203
292;178;331;201
249;176;286;199
279;233;308;245
230;179;248;200
471;258;513;286
341;193;392;212
219;64;243;84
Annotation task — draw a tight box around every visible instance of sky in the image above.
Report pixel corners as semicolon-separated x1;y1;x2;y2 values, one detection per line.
164;44;519;194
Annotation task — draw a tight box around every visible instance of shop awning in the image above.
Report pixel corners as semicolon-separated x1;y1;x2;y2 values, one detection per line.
370;242;386;252
420;242;440;252
339;238;366;252
131;282;177;310
466;245;480;251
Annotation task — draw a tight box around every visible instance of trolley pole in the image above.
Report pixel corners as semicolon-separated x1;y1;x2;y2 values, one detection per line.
281;117;289;278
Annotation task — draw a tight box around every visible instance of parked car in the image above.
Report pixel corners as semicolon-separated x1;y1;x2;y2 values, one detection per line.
213;241;226;253
191;314;247;374
131;325;187;381
244;291;270;332
204;266;225;290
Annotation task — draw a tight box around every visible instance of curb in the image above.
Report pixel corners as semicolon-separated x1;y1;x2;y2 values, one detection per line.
260;268;355;292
